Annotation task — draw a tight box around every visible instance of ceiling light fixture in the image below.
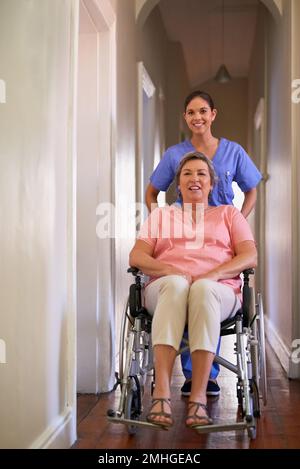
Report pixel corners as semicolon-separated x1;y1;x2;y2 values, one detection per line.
215;0;231;83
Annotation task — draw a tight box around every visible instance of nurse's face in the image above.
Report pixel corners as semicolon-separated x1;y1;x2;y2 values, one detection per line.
184;97;217;136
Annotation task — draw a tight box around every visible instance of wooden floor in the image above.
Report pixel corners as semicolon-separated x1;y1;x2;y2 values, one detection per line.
73;339;300;449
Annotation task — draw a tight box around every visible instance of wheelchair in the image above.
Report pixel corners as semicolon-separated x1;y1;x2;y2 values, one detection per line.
107;268;267;439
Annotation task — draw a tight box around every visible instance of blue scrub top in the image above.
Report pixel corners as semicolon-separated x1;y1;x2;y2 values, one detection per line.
149;138;262;206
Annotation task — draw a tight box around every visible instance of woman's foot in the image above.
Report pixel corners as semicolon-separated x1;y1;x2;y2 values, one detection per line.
146;398;173;427
185;401;213;428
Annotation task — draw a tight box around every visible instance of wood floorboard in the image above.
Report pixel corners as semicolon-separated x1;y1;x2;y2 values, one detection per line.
73;338;300;449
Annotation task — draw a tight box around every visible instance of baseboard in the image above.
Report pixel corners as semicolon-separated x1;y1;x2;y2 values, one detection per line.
29;407;76;449
265;316;290;373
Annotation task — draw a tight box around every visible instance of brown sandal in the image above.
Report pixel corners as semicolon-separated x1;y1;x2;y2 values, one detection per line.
146;398;173;428
186;401;213;428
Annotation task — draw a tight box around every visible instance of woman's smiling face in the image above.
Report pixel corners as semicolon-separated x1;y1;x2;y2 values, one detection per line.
184;96;217;136
179;159;212;205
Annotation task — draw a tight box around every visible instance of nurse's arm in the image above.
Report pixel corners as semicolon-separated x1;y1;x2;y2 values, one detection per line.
241;187;257;218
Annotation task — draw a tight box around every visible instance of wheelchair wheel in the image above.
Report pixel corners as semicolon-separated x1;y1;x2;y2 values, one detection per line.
247;425;256;440
251;292;267;406
137;327;153;392
239;382;259;424
119;298;133;382
124;377;141;435
250;378;260;417
236;380;243;409
257;293;267;405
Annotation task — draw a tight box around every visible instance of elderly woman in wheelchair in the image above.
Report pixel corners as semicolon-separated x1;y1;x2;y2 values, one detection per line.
129;152;257;430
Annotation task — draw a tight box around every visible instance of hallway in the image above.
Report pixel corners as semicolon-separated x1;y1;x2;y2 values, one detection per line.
1;0;300;449
73;341;300;449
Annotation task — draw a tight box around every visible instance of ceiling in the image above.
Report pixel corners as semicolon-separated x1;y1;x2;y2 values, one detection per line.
158;0;259;87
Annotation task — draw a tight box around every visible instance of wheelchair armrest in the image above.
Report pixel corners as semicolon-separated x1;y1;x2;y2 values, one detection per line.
242;268;254;277
242;269;254;327
127;266;140;276
242;268;254;285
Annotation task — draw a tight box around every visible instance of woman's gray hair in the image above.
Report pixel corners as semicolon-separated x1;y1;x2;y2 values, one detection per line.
175;152;217;194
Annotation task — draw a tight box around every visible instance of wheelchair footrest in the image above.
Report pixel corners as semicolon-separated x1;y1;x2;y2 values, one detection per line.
107;415;255;434
193;420;254;434
107;415;170;431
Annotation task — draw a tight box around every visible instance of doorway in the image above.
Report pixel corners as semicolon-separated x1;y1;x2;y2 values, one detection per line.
76;0;115;393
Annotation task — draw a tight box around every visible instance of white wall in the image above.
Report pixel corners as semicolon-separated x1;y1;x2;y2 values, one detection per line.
163;41;190;205
137;6;169;209
138;4;190;208
290;0;300;378
248;3;266;159
0;0;77;448
77;3;100;393
76;0;115;394
264;0;293;369
165;42;190;150
113;0;138;350
246;0;300;376
247;0;300;376
247;2;267;298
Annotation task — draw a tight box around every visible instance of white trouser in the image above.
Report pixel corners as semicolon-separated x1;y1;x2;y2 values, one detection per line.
144;275;241;353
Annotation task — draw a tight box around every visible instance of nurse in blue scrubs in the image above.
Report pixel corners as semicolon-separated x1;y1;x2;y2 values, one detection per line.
145;90;262;397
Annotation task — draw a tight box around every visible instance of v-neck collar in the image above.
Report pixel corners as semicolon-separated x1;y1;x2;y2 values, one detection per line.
187;137;224;163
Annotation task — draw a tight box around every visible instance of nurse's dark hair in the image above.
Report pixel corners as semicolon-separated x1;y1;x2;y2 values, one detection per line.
175;152;217;190
184;90;215;111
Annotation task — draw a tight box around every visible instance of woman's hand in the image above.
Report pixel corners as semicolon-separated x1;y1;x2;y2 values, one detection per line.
165;266;192;284
130;241;193;282
192;270;219;283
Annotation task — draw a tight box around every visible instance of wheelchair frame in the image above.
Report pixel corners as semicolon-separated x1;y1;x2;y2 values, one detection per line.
107;268;267;439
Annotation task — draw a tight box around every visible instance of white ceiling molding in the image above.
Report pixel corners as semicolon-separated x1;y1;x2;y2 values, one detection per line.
137;0;282;29
260;0;282;22
94;0;116;26
136;0;160;27
137;0;283;86
83;0;116;31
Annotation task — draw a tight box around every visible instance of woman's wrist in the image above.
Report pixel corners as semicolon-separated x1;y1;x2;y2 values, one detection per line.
192;270;220;282
164;266;191;282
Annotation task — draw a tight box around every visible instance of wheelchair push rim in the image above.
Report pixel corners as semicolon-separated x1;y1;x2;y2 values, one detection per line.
257;292;267;405
119;298;132;382
250;291;267;407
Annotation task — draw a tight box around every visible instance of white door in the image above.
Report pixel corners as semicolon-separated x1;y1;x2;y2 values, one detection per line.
77;0;115;393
